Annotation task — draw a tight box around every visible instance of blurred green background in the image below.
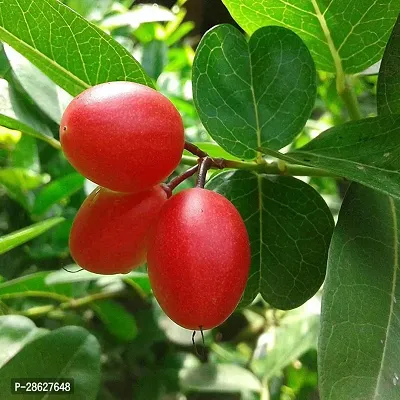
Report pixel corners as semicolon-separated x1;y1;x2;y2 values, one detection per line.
0;1;380;399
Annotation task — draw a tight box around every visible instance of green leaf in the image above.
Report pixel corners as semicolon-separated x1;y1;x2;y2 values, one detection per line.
0;78;59;149
378;16;400;115
193;25;316;159
93;300;137;342
101;4;175;29
0;217;64;255
0;0;154;97
32;173;85;216
0;42;11;78
45;268;152;297
0;167;49;210
0;326;101;400
221;0;400;74
46;267;150;288
279;115;400;200
141;40;168;80
252;299;320;381
0;271;77;299
166;21;195;46
206;170;334;309
319;183;400;400
0;168;49;192
67;0;113;21
180;364;261;393
5;45;73;124
9;135;39;172
0;315;47;368
186;142;243;161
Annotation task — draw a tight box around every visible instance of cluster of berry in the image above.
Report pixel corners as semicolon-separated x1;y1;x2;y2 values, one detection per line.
60;81;250;330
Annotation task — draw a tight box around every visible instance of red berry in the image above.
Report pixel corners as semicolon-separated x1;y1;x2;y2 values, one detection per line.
70;185;168;275
60;81;184;193
147;188;251;330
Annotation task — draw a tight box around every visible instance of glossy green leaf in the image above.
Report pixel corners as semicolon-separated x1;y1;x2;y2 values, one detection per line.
222;0;400;73
252;299;320;381
5;45;73;124
32;173;85;216
0;168;49;192
378;16;400;115
0;217;64;255
0;78;59;148
180;364;261;393
0;326;101;399
279;116;400;200
93;300;137;342
319;183;400;400
193;25;316;159
206;170;334;309
0;0;154;97
0;315;47;368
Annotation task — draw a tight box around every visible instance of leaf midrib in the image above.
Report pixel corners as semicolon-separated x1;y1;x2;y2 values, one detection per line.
0;24;89;94
310;0;344;81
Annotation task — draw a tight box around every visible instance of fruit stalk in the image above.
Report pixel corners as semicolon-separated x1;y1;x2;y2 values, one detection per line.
196;157;213;188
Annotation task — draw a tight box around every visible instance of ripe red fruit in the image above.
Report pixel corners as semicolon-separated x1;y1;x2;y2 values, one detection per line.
70;185;168;275
60;81;184;193
147;188;251;330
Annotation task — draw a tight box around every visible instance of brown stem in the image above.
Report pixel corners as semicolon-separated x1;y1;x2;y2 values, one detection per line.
167;164;199;192
196;157;213;188
185;141;208;158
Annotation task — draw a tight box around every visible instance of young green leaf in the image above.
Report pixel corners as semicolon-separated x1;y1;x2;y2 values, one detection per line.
0;217;64;255
193;25;316;159
180;364;261;393
206;170;334;309
31;173;85;216
319;183;400;400
93;300;138;342
378;15;400;115
0;326;101;399
0;0;154;97
281;116;400;200
222;0;400;74
0;315;47;368
0;168;49;192
0;167;49;211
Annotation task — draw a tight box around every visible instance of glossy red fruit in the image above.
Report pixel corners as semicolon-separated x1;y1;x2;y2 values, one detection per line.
70;185;168;275
147;188;251;330
60;81;184;193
